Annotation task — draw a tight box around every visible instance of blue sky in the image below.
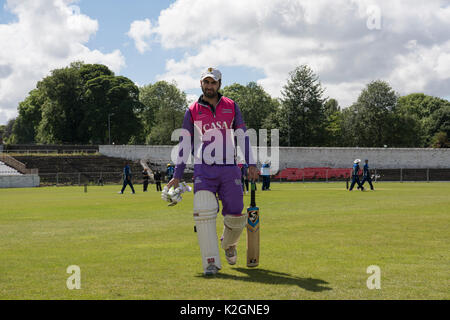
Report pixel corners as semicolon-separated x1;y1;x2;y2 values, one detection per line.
68;0;264;95
79;0;176;85
1;0;449;125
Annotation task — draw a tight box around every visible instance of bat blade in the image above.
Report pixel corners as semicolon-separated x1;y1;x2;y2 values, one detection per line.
246;182;259;267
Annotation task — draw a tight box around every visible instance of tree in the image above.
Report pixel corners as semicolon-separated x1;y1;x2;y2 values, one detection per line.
9;89;44;143
323;99;343;146
279;65;327;146
222;82;278;133
12;62;143;144
339;104;363;147
83;75;143;144
140;81;187;145
397;93;450;146
347;80;398;147
429;104;450;138
79;63;114;83
1;119;15;144
430;132;449;148
385;112;423;147
35;64;84;143
324;98;340;118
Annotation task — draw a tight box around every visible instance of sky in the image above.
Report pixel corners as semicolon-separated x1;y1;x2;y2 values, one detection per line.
0;0;449;125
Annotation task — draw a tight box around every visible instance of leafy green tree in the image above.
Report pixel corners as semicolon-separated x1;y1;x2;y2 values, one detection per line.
79;62;114;83
324;99;340;117
348;80;398;147
83;75;143;144
430;132;449;148
140;81;187;145
385;112;423;147
1;119;15;144
323;99;343;146
35;65;84;143
397;93;450;146
9;89;44;143
428;104;450;138
12;62;143;144
222;82;278;133
279;65;327;146
339;104;363;147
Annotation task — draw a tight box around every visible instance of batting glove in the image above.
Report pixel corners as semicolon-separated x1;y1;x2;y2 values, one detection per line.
167;187;183;206
161;186;170;202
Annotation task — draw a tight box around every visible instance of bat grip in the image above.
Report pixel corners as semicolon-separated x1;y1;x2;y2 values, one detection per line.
250;182;256;207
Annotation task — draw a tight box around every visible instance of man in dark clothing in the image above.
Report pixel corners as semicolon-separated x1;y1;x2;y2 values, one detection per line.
142;169;150;192
261;162;271;191
360;159;374;190
349;159;364;191
240;163;249;194
154;169;162;192
119;161;135;194
166;164;174;182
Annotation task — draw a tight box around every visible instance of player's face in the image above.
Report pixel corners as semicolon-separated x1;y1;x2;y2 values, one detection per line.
201;77;220;99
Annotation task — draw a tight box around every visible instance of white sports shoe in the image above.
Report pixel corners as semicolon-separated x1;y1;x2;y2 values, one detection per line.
225;246;237;265
204;263;219;276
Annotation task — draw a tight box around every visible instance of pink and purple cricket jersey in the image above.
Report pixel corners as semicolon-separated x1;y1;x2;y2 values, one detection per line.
174;94;255;216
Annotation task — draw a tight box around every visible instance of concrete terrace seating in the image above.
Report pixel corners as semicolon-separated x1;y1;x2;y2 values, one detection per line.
12;155;140;173
0;161;22;176
11;155;147;185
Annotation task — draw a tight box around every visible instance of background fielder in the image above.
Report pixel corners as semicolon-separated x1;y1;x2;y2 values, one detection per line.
361;159;374;190
349;159;364;191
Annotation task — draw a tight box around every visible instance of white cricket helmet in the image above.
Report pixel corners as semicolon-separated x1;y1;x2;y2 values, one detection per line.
354;159;361;164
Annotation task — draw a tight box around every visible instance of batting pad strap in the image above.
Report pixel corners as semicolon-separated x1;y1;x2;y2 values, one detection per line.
193;191;221;271
221;214;248;250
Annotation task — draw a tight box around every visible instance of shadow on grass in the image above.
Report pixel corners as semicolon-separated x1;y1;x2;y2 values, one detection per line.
197;268;332;292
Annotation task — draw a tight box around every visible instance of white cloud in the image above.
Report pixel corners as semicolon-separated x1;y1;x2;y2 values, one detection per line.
0;0;125;124
389;40;450;94
0;109;16;125
130;0;450;107
186;94;198;105
127;19;153;54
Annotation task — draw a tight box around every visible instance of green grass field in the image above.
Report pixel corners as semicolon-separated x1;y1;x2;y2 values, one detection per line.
0;182;449;300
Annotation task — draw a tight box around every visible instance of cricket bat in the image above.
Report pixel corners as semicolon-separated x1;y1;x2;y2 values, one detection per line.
140;159;154;180
247;182;260;267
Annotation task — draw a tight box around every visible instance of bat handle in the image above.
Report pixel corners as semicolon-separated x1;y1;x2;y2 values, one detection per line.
250;182;256;207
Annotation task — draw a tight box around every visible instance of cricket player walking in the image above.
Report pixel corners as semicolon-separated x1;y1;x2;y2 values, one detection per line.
163;67;259;275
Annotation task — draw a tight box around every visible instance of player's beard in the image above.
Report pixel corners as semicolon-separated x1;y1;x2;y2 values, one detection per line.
201;85;218;99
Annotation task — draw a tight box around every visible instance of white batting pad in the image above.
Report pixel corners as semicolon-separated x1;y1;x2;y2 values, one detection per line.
193;191;221;271
221;213;248;250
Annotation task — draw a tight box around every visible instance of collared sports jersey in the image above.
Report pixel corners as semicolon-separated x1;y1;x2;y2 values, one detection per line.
166;165;174;176
174;93;255;180
352;163;360;176
123;165;131;179
363;163;370;177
